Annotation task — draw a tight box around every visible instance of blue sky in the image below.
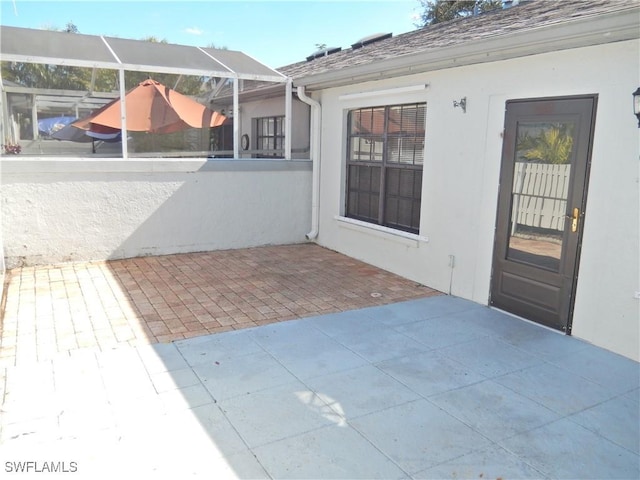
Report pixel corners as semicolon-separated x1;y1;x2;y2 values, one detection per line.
0;0;422;68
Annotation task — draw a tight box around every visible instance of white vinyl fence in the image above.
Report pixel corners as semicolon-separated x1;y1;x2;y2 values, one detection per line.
511;162;570;233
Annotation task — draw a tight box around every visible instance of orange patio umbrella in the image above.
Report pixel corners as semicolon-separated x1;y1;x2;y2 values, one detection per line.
73;79;226;134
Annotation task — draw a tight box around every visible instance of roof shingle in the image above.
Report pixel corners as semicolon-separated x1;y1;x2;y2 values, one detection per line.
278;0;635;80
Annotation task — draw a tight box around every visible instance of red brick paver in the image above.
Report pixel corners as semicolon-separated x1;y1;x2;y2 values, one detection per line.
0;244;441;366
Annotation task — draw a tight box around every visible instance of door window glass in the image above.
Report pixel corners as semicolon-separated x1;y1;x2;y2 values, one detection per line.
507;121;575;271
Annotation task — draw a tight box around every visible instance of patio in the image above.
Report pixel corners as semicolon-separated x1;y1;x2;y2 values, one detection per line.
0;245;638;478
0;244;437;367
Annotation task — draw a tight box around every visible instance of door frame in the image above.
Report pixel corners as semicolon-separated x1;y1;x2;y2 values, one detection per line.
490;94;598;334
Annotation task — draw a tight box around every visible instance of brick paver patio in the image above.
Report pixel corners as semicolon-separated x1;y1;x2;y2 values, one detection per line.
0;244;440;366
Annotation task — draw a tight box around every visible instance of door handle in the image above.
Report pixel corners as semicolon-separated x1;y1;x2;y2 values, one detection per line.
566;207;579;233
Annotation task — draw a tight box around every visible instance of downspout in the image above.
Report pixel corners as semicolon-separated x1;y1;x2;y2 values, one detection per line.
296;85;321;240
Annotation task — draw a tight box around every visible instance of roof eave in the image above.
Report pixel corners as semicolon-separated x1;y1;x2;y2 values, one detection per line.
209;83;287;105
294;7;640;90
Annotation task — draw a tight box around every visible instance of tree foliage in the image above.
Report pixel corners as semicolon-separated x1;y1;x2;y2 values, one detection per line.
517;124;574;165
416;0;503;26
1;61;92;90
64;22;79;33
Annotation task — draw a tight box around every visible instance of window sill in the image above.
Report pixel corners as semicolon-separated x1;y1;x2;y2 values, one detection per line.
335;216;428;247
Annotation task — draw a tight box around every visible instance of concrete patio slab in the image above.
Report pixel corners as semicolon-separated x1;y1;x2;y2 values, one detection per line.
493;362;621;416
255;329;370;380
0;248;638;479
350;398;494;474
498;418;639;479
302;364;422;419
376;350;487;397
253;424;408;479
417;444;547;479
428;379;563;442
569;390;640;455
193;349;298;401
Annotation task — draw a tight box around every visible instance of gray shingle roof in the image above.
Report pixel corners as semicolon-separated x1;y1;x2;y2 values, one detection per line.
278;0;636;81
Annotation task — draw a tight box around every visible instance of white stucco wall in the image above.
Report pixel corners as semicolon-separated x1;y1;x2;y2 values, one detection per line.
1;159;312;268
313;39;640;360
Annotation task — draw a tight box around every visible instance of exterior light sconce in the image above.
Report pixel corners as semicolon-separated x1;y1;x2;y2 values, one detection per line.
453;97;467;113
633;87;640;127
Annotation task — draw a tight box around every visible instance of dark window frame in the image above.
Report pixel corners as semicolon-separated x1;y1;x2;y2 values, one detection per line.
345;103;425;234
255;115;284;158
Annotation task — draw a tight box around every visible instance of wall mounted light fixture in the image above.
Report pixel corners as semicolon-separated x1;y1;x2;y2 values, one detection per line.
453;97;467;113
633;87;640;127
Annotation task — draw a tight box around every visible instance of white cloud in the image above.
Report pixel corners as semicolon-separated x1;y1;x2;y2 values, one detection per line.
185;27;204;35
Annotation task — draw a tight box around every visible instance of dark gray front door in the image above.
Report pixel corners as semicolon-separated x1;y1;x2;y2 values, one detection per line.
490;95;597;333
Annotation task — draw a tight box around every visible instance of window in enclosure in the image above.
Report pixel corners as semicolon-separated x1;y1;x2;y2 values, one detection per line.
255;116;284;158
1;62;121;156
346;103;425;234
0;61;223;157
122;73;221;156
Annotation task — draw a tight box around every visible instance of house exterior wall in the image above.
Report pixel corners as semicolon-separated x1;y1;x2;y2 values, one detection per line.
215;97;310;159
1;159;312;268
313;39;640;360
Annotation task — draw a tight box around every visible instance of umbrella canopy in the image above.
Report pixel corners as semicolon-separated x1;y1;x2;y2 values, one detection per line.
72;79;226;134
38;116;76;136
51;122;121;143
51;123;92;143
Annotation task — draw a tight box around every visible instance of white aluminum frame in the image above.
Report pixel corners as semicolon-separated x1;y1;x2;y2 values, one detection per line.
1;30;293;159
